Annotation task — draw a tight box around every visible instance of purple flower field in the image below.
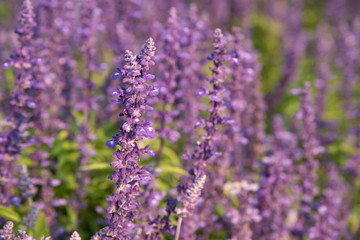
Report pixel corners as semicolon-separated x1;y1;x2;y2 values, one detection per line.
0;0;360;239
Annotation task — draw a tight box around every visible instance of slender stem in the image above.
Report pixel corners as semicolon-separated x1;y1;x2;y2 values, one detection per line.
175;216;183;240
156;137;165;167
27;197;33;207
156;103;167;167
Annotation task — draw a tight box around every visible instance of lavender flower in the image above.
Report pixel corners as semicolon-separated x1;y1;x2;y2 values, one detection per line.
265;0;306;110
23;205;39;229
308;164;349;240
176;171;206;218
226;27;265;169
17;164;36;199
175;4;210;154
187;28;229;167
37;0;77;129
152;7;183;165
94;38;158;239
255;116;298;239
298;82;323;162
223;180;261;240
73;0;101;212
175;28;230;240
314;24;332;120
0;221;50;240
138;183;173;239
336;23;359;119
0;0;41;206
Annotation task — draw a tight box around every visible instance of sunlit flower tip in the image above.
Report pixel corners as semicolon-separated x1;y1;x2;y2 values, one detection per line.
168;131;181;142
136;128;146;135
144;105;154;111
111;99;121;104
149;87;159;96
2;62;11;69
196;89;206;97
144;74;155;81
26;101;37;109
231;57;239;64
146;149;156;157
110;91;121;97
105;140;117;148
209;95;221;102
70;231;82;240
195;121;203;128
290;88;301;95
49;179;61;187
245;68;254;76
112;72;121;80
214;152;222;157
142;172;152;182
122;122;131;132
51;198;67;207
223;119;235;125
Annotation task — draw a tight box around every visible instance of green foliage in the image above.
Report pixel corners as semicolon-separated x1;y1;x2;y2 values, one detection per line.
251;14;283;94
0;206;21;223
28;211;50;240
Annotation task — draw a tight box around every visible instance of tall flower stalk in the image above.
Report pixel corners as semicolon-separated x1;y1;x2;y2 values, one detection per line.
175;28;230;240
293;82;324;238
0;0;40;206
92;38;158;239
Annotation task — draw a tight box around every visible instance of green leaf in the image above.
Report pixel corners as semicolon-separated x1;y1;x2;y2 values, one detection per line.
57;130;69;141
0;207;21;222
80;162;111;171
158;165;188;176
162;147;180;166
31;211;50;239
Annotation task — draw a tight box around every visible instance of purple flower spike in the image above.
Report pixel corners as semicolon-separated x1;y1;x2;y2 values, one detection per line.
0;0;44;206
175;28;231;239
94;38;157;239
177;171;206;218
294;82;323;237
